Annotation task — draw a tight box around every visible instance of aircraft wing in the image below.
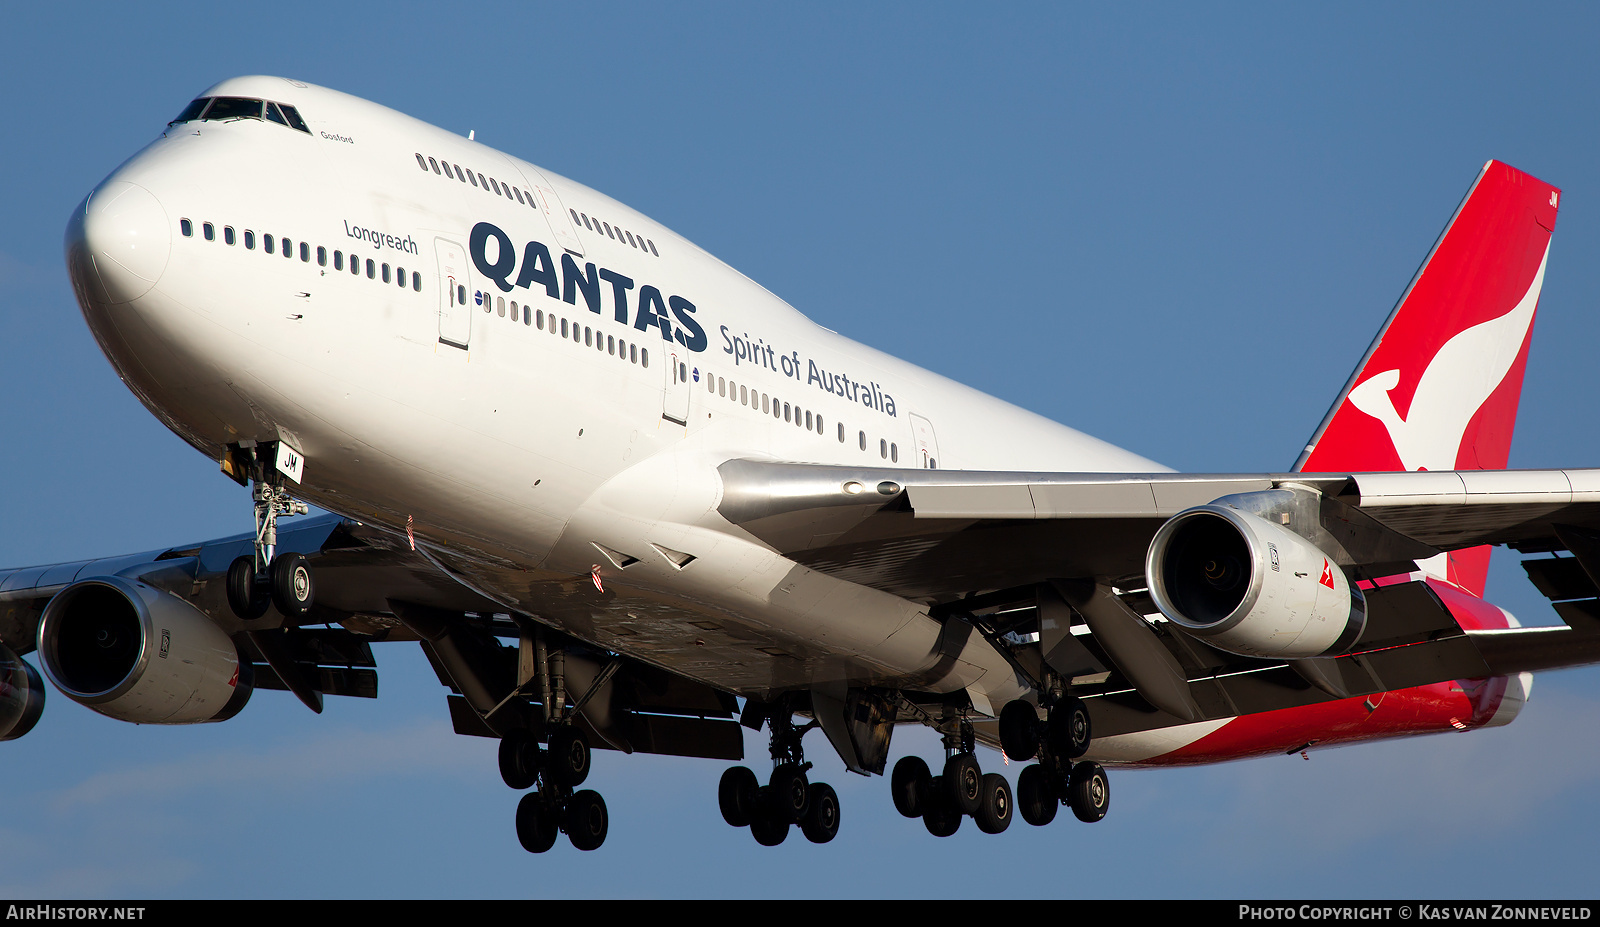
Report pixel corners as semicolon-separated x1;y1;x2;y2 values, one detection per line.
717;459;1600;736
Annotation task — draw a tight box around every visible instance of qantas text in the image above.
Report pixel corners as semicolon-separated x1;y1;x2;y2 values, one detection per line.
471;222;706;352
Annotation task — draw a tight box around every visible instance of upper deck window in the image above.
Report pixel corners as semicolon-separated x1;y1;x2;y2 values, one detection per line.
169;96;311;134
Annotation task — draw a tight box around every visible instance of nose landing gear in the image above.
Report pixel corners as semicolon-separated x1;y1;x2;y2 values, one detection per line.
222;442;314;622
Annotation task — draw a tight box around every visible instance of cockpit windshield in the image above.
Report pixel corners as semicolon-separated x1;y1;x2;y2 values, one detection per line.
170;97;311;134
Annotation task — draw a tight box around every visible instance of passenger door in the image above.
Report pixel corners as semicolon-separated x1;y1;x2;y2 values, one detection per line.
435;238;471;350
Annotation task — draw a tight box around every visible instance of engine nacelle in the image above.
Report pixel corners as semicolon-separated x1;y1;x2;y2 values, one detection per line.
36;575;252;724
1145;504;1367;659
0;642;46;740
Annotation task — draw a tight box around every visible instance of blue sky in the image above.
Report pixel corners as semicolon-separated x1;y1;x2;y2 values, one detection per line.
3;2;1600;898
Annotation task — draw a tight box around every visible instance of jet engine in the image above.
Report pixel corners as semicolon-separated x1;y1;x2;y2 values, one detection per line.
0;642;46;740
1145;503;1366;659
35;575;252;724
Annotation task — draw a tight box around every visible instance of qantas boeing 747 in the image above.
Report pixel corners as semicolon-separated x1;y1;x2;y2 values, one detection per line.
5;76;1600;851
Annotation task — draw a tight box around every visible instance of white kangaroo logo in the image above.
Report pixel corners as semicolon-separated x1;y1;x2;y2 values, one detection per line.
1346;246;1548;472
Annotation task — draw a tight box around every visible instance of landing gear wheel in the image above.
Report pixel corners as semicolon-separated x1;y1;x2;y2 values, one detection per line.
921;780;962;838
944;752;983;817
974;772;1013;834
269;552;314;620
515;791;558;853
1050;695;1092;759
749;788;789;846
1017;764;1058;826
769;762;810;824
1068;761;1110;823
498;730;540;790
999;700;1040;762
225;556;270;620
564;789;608;851
890;756;931;818
800;782;840;844
550;727;591;787
719;765;760;827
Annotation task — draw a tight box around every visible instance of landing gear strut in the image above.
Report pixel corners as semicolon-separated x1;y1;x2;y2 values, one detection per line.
718;698;841;846
223;442;312;622
502;632;609;853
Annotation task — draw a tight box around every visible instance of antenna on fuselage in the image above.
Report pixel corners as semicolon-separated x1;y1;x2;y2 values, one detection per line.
468;130;475;141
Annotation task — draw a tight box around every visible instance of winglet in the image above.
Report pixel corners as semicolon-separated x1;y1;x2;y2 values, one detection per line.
1294;160;1560;595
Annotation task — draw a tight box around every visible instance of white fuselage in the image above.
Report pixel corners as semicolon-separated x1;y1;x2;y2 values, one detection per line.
70;76;1184;740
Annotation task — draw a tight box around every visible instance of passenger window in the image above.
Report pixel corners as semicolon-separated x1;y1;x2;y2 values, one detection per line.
514;187;526;204
784;403;791;423
641;348;648;368
180;219;192;237
740;385;748;405
490;178;501;195
762;394;770;414
648;240;659;256
429;157;441;174
413;271;422;291
282;237;292;258
536;310;544;329
631;344;639;364
805;411;812;430
264;233;274;252
561;318;569;337
584;326;592;346
353;258;362;276
475;173;486;188
496;296;504;317
221;226;233;245
880;439;887;458
414;153;428;171
245;230;255;250
860;431;866;450
203;222;215;241
891;443;899;463
317;246;327;266
837;423;844;442
383;264;392;284
397;266;406;287
366;259;375;279
607;335;615;355
333;250;342;270
569;208;580;224
604;223;616;240
300;242;310;262
453;164;467;182
524;305;533;325
581;213;593;230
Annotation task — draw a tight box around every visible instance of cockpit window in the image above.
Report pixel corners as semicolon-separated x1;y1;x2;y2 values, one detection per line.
203;97;265;121
168;95;312;134
171;98;209;125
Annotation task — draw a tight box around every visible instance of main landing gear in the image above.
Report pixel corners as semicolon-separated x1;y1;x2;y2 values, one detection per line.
717;700;841;846
503;725;608;852
223;442;314;622
998;695;1110;825
889;710;1014;837
501;637;610;853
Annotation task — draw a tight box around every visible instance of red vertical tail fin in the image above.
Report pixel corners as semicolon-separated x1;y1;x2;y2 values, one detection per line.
1295;160;1560;596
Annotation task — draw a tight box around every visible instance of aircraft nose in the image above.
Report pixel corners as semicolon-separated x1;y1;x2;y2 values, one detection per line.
66;181;171;303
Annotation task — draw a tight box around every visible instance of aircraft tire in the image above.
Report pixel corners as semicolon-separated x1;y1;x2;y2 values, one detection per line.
769;762;810;824
974;772;1013;834
269;552;314;619
1050;696;1092;759
550;727;590;788
890;755;931;818
749;788;789;846
226;556;270;620
1067;761;1110;823
718;765;759;827
515;791;558;853
944;752;983;817
565;789;608;851
998;700;1040;762
498;730;540;790
1017;764;1058;827
922;782;962;837
800;782;840;844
